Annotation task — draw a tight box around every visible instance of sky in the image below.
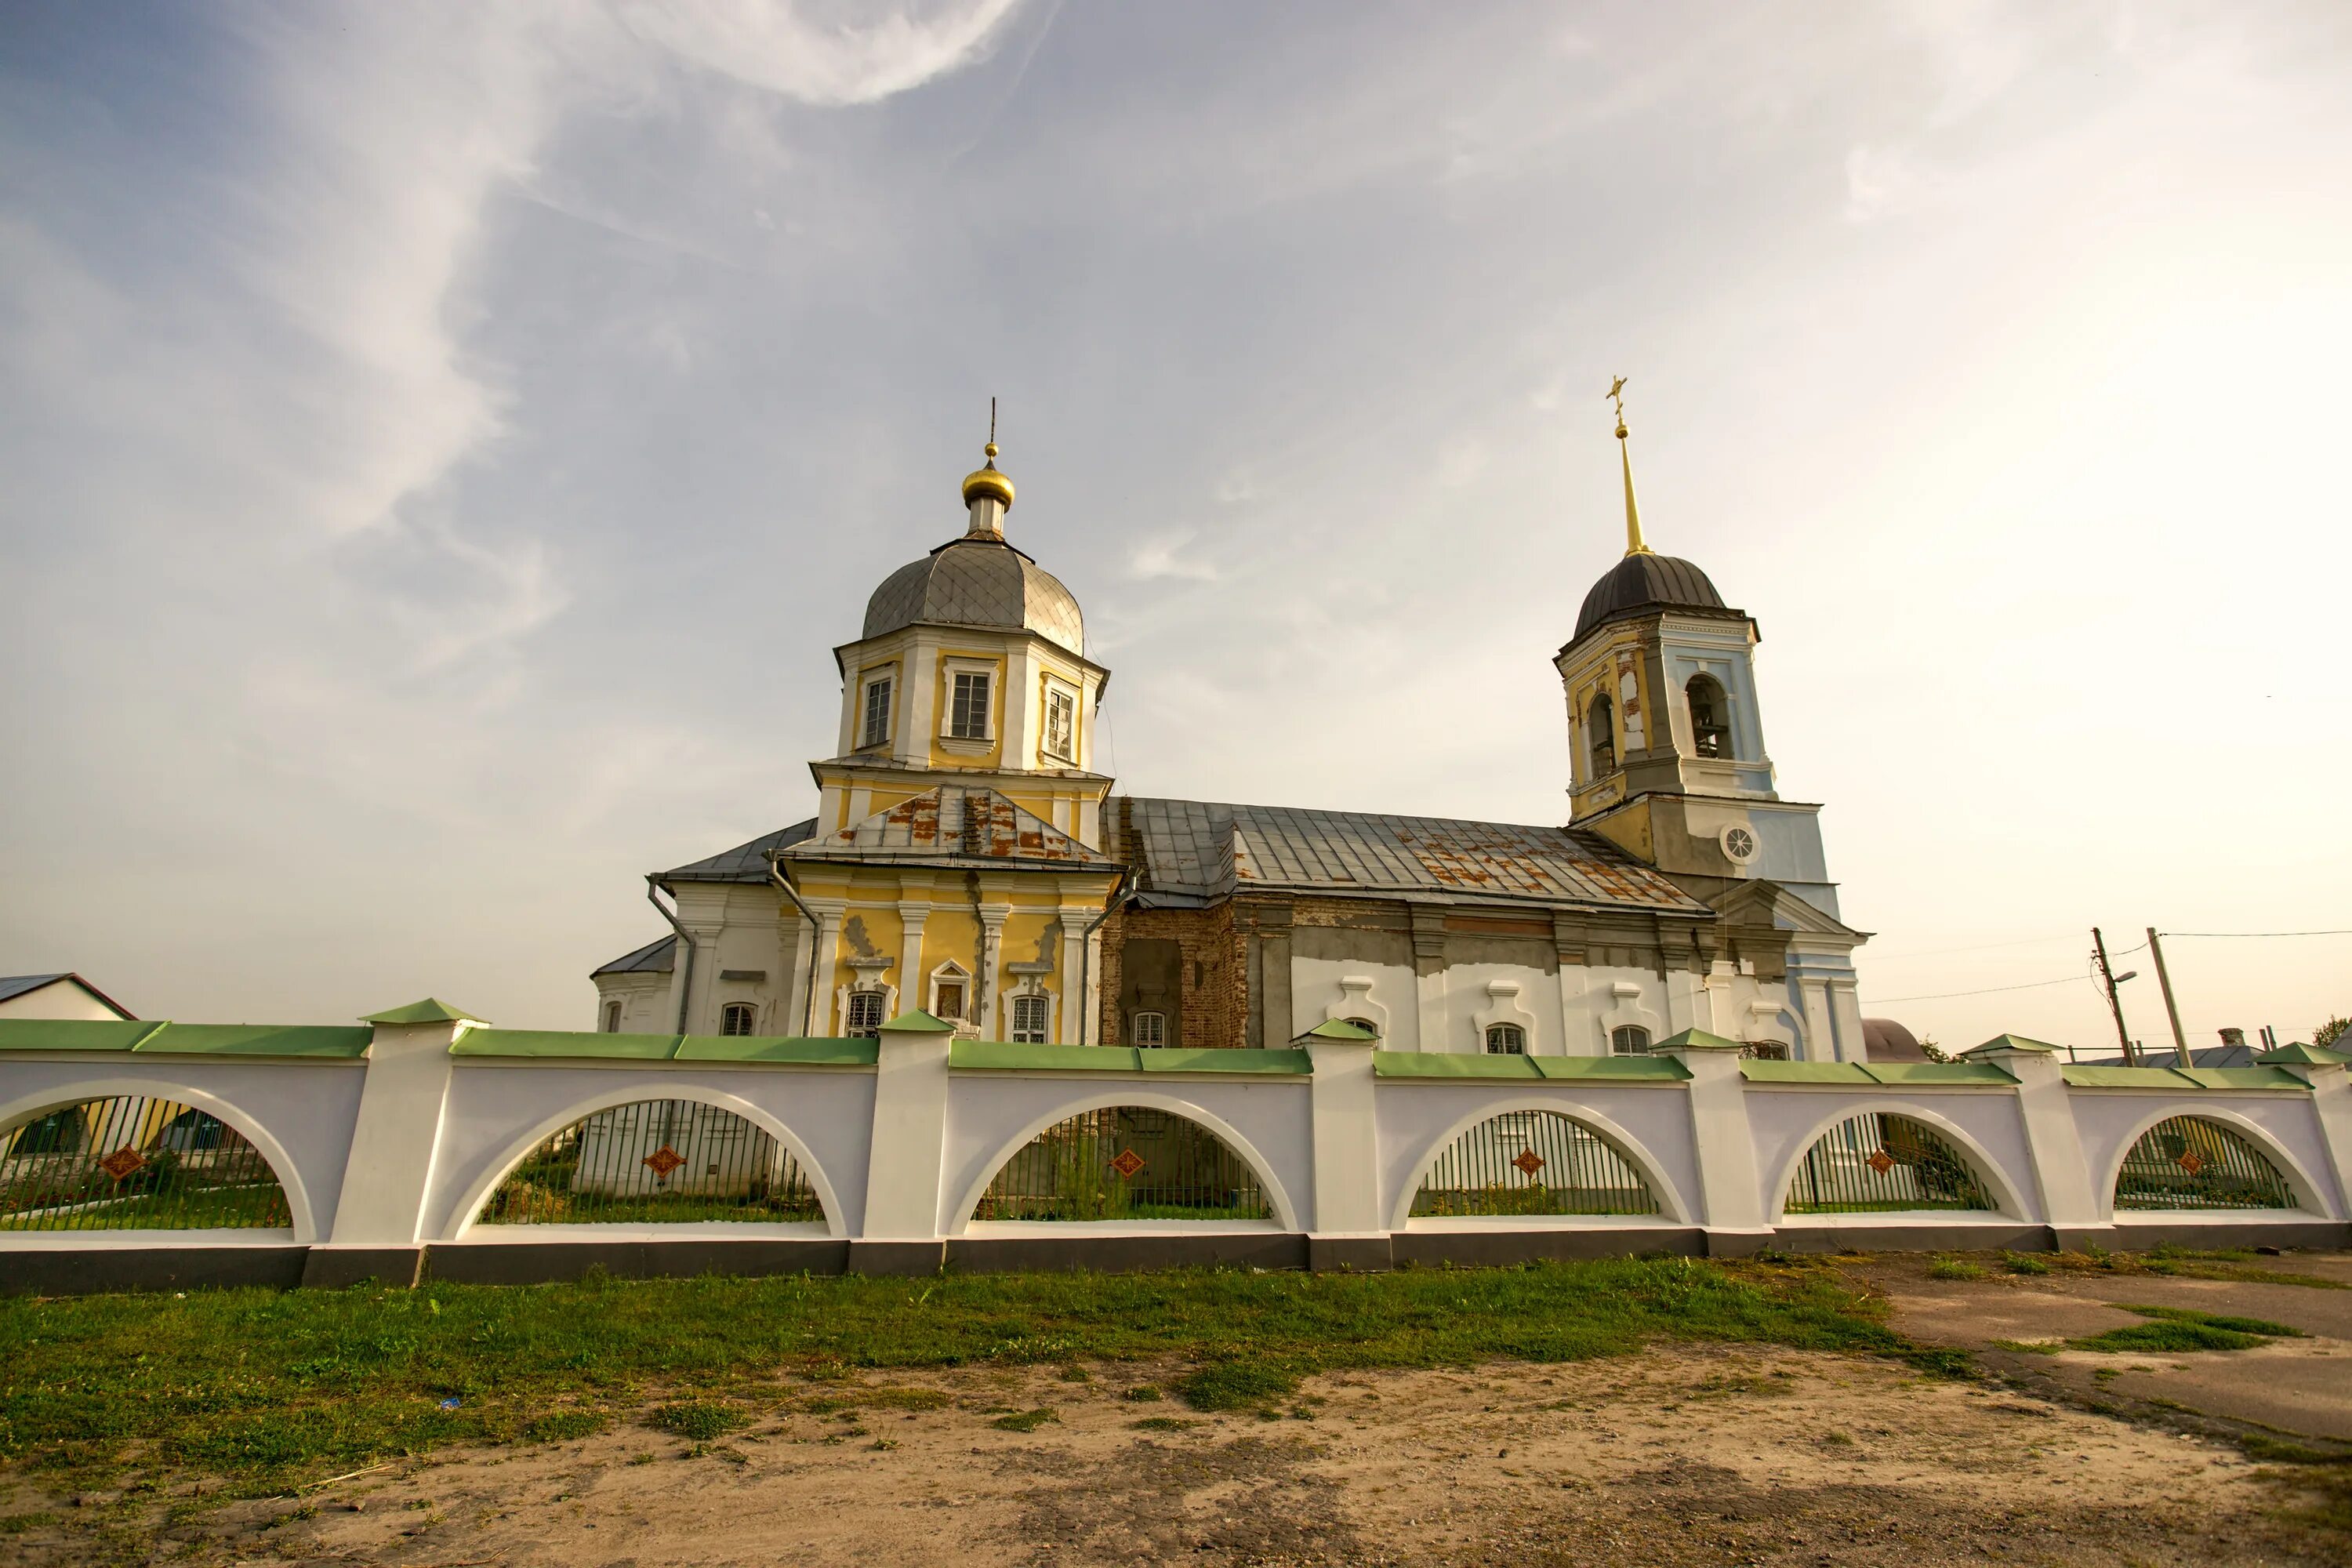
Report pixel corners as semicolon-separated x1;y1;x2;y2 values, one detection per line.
2;1;2348;1049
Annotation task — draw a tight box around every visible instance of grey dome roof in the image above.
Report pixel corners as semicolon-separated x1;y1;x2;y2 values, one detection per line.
862;536;1084;656
1570;553;1733;644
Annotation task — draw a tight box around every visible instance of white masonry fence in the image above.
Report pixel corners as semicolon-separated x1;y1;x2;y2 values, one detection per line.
1;1011;2347;1293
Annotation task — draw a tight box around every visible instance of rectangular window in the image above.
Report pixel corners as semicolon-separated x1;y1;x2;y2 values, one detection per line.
1044;687;1076;761
844;990;887;1038
601;1000;622;1034
1011;994;1050;1044
949;670;992;739
1131;1010;1166;1047
861;675;892;748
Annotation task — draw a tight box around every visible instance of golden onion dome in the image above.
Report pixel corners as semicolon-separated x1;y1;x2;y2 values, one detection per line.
961;441;1015;511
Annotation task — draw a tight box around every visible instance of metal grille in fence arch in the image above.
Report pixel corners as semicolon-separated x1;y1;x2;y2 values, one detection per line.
476;1099;823;1225
971;1107;1272;1222
2114;1116;2296;1211
1;1096;292;1231
1783;1112;1994;1214
1410;1111;1661;1218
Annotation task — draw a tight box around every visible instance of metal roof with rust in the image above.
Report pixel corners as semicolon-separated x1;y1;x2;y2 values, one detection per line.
1116;797;1708;913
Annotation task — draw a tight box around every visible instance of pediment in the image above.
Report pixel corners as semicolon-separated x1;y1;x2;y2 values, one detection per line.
787;785;1112;867
1707;878;1864;939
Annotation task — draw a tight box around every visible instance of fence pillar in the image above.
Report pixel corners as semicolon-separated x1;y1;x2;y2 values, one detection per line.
303;999;477;1288
851;1011;954;1274
2262;1047;2352;1218
1302;1021;1388;1269
1660;1029;1768;1254
1964;1035;2103;1250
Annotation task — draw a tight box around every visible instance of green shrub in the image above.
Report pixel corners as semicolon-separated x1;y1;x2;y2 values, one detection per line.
521;1410;606;1444
2002;1253;2050;1276
989;1408;1058;1432
1175;1361;1298;1410
647;1401;746;1441
1926;1258;1986;1281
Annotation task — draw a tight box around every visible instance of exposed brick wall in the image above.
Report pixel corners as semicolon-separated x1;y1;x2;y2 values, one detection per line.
1098;903;1248;1048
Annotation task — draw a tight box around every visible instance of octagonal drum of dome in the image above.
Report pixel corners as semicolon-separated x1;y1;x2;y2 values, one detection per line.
862;537;1084;656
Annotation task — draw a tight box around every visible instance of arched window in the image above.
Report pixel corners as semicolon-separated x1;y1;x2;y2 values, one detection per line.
1345;1017;1380;1041
843;990;887;1038
601;999;622;1034
1483;1022;1526;1055
1130;1011;1167;1047
973;1107;1269;1221
1686;673;1731;759
1740;1039;1789;1061
2114;1116;2294;1210
1010;993;1051;1044
719;1003;757;1037
2;1096;291;1231
1785;1112;1993;1214
477;1099;822;1225
1610;1025;1651;1055
1412;1111;1659;1217
1586;694;1617;777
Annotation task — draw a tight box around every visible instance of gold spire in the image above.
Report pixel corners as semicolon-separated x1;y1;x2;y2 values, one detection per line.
961;396;1015;520
1609;375;1650;557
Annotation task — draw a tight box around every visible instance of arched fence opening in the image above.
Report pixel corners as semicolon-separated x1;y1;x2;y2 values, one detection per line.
477;1099;822;1225
973;1107;1270;1222
2114;1116;2295;1211
1411;1111;1660;1218
2;1096;292;1231
1784;1112;1994;1214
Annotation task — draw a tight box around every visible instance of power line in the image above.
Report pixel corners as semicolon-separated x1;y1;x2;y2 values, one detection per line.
2163;928;2352;939
1865;975;2092;1004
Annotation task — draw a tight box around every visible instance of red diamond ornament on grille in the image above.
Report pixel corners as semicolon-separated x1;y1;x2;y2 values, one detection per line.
2176;1149;2206;1176
98;1146;146;1181
642;1145;687;1178
1866;1149;1896;1175
1512;1149;1546;1177
1109;1149;1147;1178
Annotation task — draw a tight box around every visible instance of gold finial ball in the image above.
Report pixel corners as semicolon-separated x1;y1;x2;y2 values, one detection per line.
962;445;1014;511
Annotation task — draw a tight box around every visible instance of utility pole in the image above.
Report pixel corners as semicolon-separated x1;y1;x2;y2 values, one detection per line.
2092;927;2140;1065
2147;927;2190;1067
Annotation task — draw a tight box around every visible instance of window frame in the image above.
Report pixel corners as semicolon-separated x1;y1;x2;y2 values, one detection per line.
941;658;998;743
601;999;622;1034
844;990;887;1038
1010;993;1051;1044
1041;677;1078;763
1131;1009;1167;1048
1484;1022;1526;1055
1610;1025;1652;1056
859;670;895;750
719;1002;757;1038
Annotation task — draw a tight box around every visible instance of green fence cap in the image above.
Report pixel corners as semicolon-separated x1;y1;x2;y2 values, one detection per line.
1654;1028;1742;1052
1962;1033;2061;1057
1295;1018;1377;1042
877;1009;956;1034
362;998;485;1025
2257;1041;2350;1066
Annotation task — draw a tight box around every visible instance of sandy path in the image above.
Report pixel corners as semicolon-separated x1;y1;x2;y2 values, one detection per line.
31;1341;2323;1568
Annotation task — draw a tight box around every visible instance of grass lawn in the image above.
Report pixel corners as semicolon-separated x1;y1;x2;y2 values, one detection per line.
0;1257;1911;1499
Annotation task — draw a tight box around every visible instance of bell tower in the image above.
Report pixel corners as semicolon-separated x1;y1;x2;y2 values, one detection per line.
1555;382;1842;920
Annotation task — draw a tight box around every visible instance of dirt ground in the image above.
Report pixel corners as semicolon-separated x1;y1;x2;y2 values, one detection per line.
6;1256;2350;1567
